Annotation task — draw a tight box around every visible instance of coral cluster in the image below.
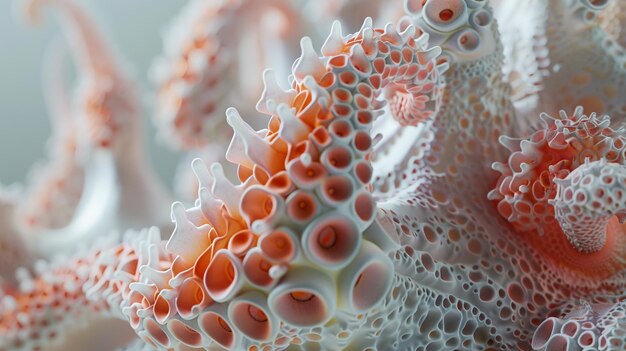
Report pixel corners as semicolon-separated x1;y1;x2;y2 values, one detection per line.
0;0;625;350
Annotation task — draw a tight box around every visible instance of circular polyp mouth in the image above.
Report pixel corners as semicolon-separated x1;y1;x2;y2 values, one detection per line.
241;187;279;224
286;191;317;222
260;230;296;263
230;301;274;341
199;312;236;349
270;289;331;327
322;146;353;172
303;215;360;268
176;278;207;319
204;251;241;302
471;9;492;27
228;230;256;257
320;176;354;205
457;29;480;52
423;0;467;31
243;249;275;288
288;160;327;188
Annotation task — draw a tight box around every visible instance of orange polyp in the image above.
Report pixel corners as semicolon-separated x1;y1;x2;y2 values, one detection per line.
353;131;372;153
311;127;331;148
287;191;317;221
288;140;312;162
329;120;352;139
288;160;327;188
204;252;239;301
318;227;337;249
228;230;256;257
324;146;352;170
321;176;353;204
243;250;276;287
439;9;454;21
240;188;278;224
267;171;293;194
260;230;296;262
329;56;347;69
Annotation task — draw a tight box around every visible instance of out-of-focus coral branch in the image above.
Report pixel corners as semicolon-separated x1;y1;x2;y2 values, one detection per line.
13;0;172;258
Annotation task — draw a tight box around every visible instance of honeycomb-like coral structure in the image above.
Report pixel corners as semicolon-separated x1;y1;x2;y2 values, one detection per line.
120;20;445;350
489;108;626;239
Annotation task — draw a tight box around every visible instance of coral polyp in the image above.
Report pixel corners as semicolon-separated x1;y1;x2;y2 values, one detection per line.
0;0;624;350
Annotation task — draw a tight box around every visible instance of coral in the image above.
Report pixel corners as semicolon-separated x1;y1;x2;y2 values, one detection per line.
151;0;303;150
15;42;85;230
121;19;445;350
12;0;172;259
0;0;625;350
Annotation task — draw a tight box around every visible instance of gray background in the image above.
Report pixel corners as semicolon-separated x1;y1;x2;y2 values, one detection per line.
0;1;187;186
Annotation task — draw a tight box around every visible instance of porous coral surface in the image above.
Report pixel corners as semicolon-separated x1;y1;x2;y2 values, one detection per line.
0;0;625;350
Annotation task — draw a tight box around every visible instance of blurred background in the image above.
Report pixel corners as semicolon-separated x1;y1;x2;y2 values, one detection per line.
0;1;186;186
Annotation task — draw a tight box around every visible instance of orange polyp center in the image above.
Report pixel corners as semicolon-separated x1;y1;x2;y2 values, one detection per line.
259;259;272;272
275;237;286;249
439;9;454;21
318;227;337;249
290;291;315;302
247;305;268;322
